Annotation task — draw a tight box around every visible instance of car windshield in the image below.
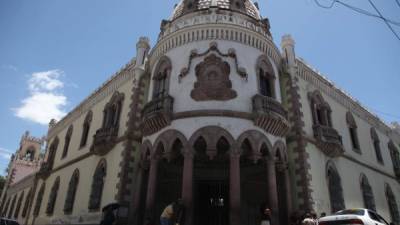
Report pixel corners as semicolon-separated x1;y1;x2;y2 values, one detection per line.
334;209;365;216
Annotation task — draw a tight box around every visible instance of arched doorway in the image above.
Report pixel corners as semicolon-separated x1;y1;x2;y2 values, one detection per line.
193;136;230;225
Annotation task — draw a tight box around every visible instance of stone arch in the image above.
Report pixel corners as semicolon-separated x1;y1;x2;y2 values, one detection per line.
62;125;73;158
152;138;167;160
326;160;345;213
237;130;274;161
153;130;189;155
140;140;153;161
47;136;59;170
189;126;236;156
309;90;332;127
273;140;288;162
360;173;376;211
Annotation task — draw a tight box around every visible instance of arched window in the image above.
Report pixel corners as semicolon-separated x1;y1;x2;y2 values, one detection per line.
388;141;400;180
371;128;383;164
47;137;59;170
14;191;24;218
25;147;35;161
256;55;276;98
360;174;376;211
385;184;400;224
152;56;171;99
8;195;16;218
102;92;124;129
46;177;60;215
346;112;360;152
80;111;93;147
88;159;107;210
21;188;32;218
309;91;332;127
326;161;345;213
62;125;73;159
33;183;45;216
64;169;79;214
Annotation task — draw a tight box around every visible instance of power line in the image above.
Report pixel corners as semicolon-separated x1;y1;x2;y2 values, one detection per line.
396;0;400;8
367;0;400;41
313;0;400;27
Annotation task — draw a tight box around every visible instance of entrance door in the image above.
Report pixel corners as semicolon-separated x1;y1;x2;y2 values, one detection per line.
195;180;229;225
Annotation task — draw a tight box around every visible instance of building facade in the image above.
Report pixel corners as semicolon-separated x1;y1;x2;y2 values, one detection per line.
1;1;400;225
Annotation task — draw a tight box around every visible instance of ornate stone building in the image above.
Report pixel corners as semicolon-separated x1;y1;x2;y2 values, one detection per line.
1;0;400;225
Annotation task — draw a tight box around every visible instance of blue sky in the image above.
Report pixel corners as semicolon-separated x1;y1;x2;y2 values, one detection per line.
0;0;399;175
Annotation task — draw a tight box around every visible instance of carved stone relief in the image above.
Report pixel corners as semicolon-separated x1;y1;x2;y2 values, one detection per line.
190;54;237;101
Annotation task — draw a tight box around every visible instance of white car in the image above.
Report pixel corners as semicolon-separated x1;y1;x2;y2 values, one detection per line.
318;208;392;225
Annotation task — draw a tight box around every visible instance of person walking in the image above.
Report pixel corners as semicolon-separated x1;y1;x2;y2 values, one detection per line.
100;207;116;225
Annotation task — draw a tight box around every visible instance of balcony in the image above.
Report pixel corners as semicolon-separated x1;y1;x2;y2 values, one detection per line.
313;124;344;157
91;126;119;155
141;95;174;136
252;94;290;137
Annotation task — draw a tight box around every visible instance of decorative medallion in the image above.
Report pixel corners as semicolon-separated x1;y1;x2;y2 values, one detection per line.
190;54;237;101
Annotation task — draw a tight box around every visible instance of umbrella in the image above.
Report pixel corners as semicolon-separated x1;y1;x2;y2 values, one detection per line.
102;203;120;212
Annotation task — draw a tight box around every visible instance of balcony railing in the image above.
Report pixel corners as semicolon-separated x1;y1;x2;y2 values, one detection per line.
91;126;119;155
313;124;344;157
252;94;289;136
141;95;174;136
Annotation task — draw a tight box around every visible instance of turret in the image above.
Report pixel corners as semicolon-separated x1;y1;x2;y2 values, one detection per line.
281;34;296;67
135;37;150;68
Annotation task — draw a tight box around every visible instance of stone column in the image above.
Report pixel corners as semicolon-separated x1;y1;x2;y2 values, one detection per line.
144;158;159;221
132;161;148;224
230;152;241;225
267;158;279;225
182;150;194;225
284;164;293;221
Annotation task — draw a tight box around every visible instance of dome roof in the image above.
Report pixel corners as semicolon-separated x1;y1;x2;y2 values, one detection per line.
171;0;261;20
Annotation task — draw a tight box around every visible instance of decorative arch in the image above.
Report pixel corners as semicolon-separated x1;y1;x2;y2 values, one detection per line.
256;55;276;98
153;130;190;161
21;188;32;218
80;110;93;147
24;146;36;161
236;130;274;161
326;161;345;213
62;125;73;158
309;90;332;127
103;91;124;129
140;140;153;161
385;183;400;224
371;128;383;163
88;159;107;211
33;183;45;216
360;174;376;211
64;169;79;214
273;140;288;163
189;126;236;158
14;191;24;218
346;112;360;152
388;141;400;180
47;137;59;170
46;176;60;215
152;56;172;99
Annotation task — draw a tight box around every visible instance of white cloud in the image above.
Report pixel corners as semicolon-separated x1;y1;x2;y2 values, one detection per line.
0;147;13;160
14;70;68;125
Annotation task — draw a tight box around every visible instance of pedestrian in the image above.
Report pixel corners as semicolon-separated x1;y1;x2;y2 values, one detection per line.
160;199;184;225
259;202;272;225
100;207;116;225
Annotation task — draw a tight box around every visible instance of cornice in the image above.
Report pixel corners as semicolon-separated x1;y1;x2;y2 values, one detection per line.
47;61;137;140
296;59;395;137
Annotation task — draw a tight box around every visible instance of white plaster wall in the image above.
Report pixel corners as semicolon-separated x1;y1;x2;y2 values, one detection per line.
148;39;282;114
48;78;133;170
32;142;123;225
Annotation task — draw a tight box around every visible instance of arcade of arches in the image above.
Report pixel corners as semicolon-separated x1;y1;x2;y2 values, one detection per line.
132;127;292;225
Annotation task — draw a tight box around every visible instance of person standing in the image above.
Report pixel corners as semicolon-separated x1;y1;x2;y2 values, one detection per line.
260;203;272;225
160;199;184;225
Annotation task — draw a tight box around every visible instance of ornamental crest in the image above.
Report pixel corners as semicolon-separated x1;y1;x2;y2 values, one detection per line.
190;54;237;101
